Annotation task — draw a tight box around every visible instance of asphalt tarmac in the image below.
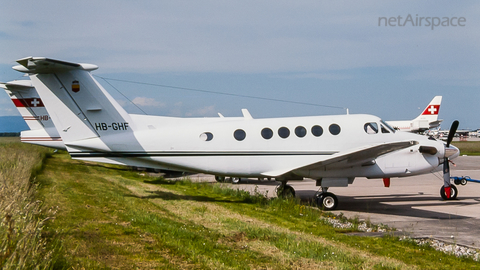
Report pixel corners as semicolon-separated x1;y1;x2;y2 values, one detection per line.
189;156;480;248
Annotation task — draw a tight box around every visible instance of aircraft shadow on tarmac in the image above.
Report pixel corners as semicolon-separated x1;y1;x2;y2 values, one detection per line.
294;190;479;220
230;179;479;220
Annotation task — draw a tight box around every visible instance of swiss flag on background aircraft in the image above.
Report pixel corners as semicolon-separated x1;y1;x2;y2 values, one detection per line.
12;98;44;108
422;105;440;115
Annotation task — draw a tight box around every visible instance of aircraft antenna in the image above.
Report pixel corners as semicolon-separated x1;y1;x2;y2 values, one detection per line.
97;76;148;115
95;76;347;111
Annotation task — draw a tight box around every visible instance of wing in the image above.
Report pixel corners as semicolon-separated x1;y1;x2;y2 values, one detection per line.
261;140;418;177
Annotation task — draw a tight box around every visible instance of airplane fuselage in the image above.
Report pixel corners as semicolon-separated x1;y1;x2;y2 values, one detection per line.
67;113;448;180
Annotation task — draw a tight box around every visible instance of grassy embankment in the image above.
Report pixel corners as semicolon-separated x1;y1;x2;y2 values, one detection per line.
1;138;480;269
0;138;56;269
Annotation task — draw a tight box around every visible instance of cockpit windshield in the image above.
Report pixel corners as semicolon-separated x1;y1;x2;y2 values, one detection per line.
380;120;395;133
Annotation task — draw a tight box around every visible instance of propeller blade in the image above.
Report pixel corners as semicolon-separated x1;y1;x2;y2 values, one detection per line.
446;120;459;147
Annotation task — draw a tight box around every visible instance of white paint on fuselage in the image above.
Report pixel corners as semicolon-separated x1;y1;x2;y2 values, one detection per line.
82;113;446;179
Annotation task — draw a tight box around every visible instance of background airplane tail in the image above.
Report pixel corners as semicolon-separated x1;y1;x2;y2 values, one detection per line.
13;57;135;149
414;96;442;122
1;80;64;149
1;80;47;130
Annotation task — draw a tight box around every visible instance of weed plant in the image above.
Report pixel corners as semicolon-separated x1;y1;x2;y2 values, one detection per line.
0;141;56;269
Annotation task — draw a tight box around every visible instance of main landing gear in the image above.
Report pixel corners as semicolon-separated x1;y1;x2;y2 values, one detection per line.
214;176;241;184
315;187;338;211
275;181;296;199
276;182;339;210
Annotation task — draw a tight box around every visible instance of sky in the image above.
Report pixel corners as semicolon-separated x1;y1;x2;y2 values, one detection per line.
1;1;479;129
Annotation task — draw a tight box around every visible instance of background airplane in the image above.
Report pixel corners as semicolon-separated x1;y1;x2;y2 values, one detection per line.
0;80;64;150
387;96;442;133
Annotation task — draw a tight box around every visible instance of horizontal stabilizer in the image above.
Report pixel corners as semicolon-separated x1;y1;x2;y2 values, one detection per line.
13;57;98;74
0;80;34;90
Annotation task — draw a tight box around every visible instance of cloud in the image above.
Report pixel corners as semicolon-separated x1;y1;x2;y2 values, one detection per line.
185;105;216;117
1;1;478;76
131;97;165;107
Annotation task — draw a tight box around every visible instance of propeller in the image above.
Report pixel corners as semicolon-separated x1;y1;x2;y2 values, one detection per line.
442;120;459;199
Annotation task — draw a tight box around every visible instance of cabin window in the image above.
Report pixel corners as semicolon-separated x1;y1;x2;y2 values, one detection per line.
278;127;290;139
200;132;214;141
261;128;273;139
329;124;341;135
234;129;246;141
311;125;323;137
295;126;307;138
364;122;378;134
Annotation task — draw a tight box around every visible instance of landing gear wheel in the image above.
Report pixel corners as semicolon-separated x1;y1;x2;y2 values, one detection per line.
215;176;226;182
316;192;338;210
440;185;458;200
232;177;241;184
276;184;295;199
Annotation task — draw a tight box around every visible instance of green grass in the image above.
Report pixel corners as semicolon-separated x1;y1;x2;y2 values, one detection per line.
33;151;478;269
454;141;480;156
2;139;479;269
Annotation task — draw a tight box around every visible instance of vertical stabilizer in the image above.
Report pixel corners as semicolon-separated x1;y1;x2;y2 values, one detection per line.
1;80;65;149
414;96;442;122
1;80;46;130
13;57;136;151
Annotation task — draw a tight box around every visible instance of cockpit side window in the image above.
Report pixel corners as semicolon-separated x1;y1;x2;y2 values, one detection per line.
364;122;378;134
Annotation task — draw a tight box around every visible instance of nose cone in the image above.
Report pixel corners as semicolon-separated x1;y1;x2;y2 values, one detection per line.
445;144;460;160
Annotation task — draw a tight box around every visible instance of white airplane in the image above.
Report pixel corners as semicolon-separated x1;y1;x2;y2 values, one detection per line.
11;57;460;210
0;80;65;150
387;96;443;133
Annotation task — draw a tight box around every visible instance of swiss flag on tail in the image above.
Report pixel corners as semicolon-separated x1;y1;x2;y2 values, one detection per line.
422;105;440;115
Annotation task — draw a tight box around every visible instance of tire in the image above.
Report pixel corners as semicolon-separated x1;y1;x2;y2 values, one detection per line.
440;185;458;200
232;177;241;184
316;192;338;210
276;185;295;198
215;176;225;182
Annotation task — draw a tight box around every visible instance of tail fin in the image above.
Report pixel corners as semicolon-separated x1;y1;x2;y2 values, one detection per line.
1;80;46;130
413;96;443;129
13;57;135;151
0;80;64;149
